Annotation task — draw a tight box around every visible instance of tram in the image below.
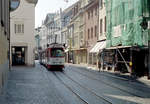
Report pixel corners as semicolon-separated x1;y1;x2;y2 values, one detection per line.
40;43;65;70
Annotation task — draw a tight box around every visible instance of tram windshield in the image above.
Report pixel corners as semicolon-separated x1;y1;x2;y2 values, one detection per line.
51;48;64;57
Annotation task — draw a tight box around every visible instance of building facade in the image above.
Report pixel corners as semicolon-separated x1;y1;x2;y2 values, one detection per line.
10;0;38;66
103;0;150;77
98;0;106;41
34;27;41;59
44;13;56;46
0;0;10;93
70;1;81;64
40;24;47;50
61;5;74;62
85;0;99;65
77;0;89;64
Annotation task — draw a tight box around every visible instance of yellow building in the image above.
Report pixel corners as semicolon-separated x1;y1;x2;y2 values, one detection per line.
0;0;10;93
69;0;88;64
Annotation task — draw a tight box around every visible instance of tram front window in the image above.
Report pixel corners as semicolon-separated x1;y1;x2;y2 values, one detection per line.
51;48;64;57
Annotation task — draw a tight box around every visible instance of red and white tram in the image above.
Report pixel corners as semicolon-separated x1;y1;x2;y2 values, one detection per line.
40;43;65;70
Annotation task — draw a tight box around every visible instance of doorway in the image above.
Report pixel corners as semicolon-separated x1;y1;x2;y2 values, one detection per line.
12;47;25;65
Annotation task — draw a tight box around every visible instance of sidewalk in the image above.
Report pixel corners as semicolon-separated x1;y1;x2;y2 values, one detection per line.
0;64;64;104
65;63;150;86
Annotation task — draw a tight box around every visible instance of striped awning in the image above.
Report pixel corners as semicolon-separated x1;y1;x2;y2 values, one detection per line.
90;41;106;53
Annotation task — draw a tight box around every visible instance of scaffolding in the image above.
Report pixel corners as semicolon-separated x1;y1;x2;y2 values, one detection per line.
99;0;150;78
105;0;150;48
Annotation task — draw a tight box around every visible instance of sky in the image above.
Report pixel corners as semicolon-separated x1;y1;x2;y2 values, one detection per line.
35;0;78;28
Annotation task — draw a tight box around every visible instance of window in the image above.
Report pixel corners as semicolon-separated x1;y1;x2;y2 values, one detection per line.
14;22;24;34
88;29;90;39
91;27;93;38
95;26;97;37
88;12;90;19
100;19;103;34
95;7;97;16
100;0;103;9
15;24;16;33
91;9;93;18
22;24;24;33
104;16;106;32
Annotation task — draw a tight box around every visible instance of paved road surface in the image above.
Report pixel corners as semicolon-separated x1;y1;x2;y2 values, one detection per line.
0;62;150;104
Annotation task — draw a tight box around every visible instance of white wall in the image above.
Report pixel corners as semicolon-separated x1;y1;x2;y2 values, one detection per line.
10;0;36;66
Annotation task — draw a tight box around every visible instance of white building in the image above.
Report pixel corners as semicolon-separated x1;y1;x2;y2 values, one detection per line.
53;11;62;44
45;12;62;45
10;0;38;66
43;13;56;46
40;24;47;50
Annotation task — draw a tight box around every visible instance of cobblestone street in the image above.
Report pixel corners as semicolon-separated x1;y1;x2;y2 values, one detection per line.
0;62;150;104
0;64;70;104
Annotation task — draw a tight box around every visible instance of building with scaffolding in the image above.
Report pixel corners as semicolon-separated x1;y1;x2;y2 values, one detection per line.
101;0;150;78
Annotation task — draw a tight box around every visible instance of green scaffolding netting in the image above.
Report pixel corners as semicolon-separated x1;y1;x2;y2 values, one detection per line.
105;0;150;48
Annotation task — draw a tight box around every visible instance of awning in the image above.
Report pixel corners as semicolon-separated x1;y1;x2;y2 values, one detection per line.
65;49;69;52
90;41;106;53
106;46;131;50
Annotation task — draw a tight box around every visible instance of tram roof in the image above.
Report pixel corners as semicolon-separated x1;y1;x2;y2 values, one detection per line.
48;43;65;48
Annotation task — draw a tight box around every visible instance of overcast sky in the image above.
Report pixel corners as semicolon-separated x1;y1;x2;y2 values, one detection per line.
35;0;78;28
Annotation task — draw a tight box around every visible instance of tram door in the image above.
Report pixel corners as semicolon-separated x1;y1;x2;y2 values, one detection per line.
12;47;25;65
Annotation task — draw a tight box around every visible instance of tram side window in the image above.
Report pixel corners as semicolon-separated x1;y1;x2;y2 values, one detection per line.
51;49;64;57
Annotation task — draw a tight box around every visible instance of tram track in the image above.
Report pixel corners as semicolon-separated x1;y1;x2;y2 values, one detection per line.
67;66;144;98
52;71;112;104
52;71;89;104
68;65;150;95
69;65;133;82
39;64;150;104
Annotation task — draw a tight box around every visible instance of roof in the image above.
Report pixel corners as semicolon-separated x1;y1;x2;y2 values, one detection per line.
48;43;65;49
44;13;56;25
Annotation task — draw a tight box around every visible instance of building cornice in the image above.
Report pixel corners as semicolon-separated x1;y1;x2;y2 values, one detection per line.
84;0;98;11
25;0;38;5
